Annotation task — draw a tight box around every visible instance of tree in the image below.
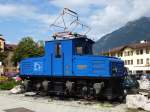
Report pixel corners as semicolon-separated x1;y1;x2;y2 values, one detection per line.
12;37;44;65
37;40;45;55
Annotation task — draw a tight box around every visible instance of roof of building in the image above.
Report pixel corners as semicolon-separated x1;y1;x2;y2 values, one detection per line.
0;36;5;41
4;44;17;51
105;41;150;54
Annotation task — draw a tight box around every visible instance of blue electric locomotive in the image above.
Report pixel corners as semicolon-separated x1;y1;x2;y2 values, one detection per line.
20;33;126;100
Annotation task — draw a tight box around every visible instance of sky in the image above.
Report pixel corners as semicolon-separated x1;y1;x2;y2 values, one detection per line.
0;0;150;44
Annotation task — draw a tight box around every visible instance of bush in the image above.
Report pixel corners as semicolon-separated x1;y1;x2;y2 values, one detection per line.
0;78;22;90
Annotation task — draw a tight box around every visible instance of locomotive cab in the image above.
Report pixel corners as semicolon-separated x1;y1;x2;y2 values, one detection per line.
43;35;95;77
73;37;94;55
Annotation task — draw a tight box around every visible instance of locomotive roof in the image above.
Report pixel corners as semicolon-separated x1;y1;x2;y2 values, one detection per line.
46;37;95;44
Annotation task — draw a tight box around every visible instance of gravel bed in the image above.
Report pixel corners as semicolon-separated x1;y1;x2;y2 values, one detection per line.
0;90;147;112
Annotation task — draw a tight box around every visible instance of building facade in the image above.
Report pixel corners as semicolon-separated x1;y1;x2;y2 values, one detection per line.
0;35;5;51
0;35;18;76
104;40;150;75
0;35;5;75
4;44;18;75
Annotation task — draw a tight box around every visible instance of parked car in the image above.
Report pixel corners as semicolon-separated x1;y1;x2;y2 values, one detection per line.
142;74;150;80
122;75;139;94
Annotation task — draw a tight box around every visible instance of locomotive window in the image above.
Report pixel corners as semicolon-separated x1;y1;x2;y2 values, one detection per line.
76;46;83;55
55;43;61;58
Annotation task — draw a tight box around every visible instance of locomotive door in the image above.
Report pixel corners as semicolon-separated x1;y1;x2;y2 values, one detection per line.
52;42;63;76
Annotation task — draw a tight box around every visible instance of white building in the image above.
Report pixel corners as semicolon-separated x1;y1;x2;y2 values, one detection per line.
104;40;150;75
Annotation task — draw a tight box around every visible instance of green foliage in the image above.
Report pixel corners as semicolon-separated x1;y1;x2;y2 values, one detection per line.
0;79;21;90
12;37;44;65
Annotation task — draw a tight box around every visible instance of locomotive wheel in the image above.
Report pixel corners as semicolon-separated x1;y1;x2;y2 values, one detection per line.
23;80;31;92
65;81;75;96
42;80;49;92
35;82;41;91
117;95;125;102
82;86;88;99
88;88;94;99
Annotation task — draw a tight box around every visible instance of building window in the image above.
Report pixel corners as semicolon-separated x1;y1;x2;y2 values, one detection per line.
118;53;122;57
55;43;62;58
130;51;133;56
128;51;133;56
124;51;133;56
128;60;130;65
146;48;149;54
137;59;143;64
124;52;127;56
136;49;143;55
141;59;143;64
140;49;143;54
76;46;83;55
131;60;133;65
125;60;133;65
137;59;139;64
136;50;139;55
127;51;130;56
146;58;150;65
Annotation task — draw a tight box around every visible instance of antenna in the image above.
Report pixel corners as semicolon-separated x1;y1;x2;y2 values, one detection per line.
50;8;91;39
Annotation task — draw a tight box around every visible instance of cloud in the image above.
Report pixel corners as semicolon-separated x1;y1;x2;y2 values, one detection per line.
1;1;150;41
50;0;150;40
0;3;57;42
50;0;107;8
0;4;54;25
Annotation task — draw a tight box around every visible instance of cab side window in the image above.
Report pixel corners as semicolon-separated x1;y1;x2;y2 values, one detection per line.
55;43;61;58
76;46;83;55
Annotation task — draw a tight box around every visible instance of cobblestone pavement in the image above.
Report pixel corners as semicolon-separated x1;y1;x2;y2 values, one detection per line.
0;91;145;112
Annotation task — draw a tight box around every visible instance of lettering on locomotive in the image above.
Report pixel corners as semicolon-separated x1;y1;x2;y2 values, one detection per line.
34;62;43;71
77;64;87;70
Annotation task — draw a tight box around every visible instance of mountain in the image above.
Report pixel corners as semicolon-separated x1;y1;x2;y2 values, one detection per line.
93;17;150;54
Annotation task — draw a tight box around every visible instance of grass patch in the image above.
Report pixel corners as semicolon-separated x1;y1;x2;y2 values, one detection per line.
0;78;21;90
